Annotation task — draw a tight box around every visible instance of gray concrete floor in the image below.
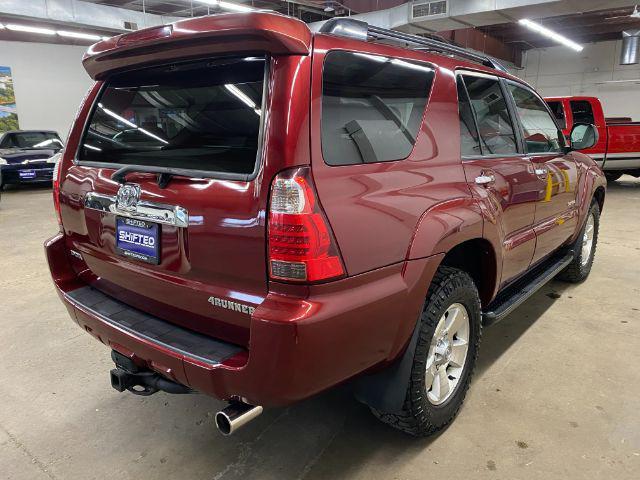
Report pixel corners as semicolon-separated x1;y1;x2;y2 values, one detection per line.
0;177;639;480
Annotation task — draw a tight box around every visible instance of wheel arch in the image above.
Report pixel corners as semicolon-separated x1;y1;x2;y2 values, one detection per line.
353;237;499;414
407;196;502;307
593;185;605;213
439;238;498;308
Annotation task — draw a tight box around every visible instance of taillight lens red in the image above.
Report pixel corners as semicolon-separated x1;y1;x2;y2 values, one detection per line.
268;167;345;282
52;154;63;230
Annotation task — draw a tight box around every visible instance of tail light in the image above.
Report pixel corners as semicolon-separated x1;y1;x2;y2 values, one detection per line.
52;153;63;230
268;167;345;282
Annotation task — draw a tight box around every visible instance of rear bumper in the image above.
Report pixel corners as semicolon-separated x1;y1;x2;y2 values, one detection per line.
0;164;54;184
46;233;441;407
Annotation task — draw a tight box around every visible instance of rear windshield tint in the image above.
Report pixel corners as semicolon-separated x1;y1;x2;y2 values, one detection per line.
79;57;266;176
321;51;434;166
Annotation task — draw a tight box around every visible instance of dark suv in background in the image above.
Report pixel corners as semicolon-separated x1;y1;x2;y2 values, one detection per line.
45;13;605;436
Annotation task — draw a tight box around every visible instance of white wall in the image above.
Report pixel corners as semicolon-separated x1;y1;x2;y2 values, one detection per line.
514;40;640;120
0;40;94;139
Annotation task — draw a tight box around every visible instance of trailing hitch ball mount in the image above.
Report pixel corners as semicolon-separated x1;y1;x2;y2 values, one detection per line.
108;350;263;434
109;350;193;396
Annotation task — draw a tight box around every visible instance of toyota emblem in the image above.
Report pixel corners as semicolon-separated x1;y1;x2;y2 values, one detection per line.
116;183;141;211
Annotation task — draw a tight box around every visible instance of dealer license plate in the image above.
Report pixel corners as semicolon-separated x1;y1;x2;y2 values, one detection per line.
116;217;160;264
19;170;37;179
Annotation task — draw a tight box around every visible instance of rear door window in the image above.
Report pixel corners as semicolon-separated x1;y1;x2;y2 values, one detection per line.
461;75;518;156
79;56;266;177
507;83;563;153
456;77;482;156
570;100;595;125
321;51;434;165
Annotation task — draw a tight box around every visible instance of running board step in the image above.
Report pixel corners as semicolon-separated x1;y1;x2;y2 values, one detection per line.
483;251;574;324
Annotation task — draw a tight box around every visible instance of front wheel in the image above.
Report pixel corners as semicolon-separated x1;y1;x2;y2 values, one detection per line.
371;266;482;436
557;200;600;283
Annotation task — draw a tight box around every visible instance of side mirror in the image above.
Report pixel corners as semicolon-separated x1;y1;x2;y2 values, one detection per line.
569;123;599;151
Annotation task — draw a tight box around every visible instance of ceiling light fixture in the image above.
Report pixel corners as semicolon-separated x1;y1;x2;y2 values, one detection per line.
3;22;110;42
57;30;102;41
5;24;56;35
194;0;255;12
519;19;583;52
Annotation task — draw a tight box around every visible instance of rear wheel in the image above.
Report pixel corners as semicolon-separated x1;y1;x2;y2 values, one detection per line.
371;266;482;436
557;200;600;283
605;172;622;183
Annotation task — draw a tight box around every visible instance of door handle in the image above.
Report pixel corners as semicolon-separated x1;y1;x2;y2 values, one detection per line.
475;174;495;186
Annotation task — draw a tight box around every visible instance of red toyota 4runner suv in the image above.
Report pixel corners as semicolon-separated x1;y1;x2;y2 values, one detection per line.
45;13;606;436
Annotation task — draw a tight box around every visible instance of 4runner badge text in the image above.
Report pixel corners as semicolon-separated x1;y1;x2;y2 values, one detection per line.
208;296;256;316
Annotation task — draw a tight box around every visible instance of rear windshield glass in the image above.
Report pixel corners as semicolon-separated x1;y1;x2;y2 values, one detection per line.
79;56;266;176
2;132;62;149
321;51;434;166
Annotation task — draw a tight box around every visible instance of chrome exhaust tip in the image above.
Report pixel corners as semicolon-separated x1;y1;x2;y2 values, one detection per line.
215;401;263;435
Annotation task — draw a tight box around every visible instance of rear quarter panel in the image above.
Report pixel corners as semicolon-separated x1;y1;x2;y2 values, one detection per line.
309;35;474;276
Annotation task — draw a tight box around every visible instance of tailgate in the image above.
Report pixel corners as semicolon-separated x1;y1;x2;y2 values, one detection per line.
61;55;271;347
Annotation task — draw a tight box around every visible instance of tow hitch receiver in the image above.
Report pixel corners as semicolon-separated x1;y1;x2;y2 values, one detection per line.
110;350;193;396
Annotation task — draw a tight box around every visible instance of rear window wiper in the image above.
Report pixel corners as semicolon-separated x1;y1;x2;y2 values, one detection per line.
111;165;186;188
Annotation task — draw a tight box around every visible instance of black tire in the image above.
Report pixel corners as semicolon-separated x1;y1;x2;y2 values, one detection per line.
371;266;482;436
605;172;622;183
556;200;600;283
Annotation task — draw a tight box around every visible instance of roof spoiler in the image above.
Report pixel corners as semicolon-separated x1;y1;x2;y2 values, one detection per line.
83;12;312;80
319;18;508;72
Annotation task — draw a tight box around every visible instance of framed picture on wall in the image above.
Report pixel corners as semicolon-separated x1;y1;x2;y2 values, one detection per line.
0;66;19;132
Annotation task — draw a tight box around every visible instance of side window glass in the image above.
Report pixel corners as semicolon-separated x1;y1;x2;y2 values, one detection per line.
570;100;595;125
456;77;482;156
1;134;16;148
461;75;518;156
508;84;563;153
321;51;435;165
546;101;567;129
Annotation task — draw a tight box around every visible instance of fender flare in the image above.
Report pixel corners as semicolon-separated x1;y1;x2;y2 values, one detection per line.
572;164;606;243
406;197;484;260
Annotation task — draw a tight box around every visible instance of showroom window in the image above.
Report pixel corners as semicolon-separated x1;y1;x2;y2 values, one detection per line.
570;100;595;125
546;101;567;129
507;83;563;153
460;75;519;156
321;51;434;165
79;57;266;175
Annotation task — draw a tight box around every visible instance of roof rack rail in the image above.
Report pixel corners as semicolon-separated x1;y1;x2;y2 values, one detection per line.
318;18;508;73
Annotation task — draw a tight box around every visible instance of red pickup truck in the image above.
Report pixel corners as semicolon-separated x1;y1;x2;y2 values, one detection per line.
545;96;640;181
46;13;605;437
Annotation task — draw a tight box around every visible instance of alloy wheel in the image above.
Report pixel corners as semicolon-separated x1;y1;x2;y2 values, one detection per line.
580;213;595;267
425;303;470;405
